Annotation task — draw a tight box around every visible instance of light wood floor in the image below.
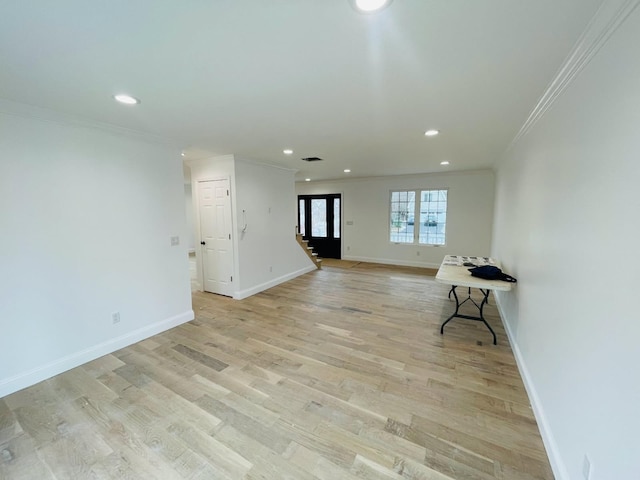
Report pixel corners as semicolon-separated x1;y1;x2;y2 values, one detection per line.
0;262;553;479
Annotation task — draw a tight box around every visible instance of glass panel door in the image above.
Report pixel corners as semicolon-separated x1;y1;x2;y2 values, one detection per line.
311;199;327;237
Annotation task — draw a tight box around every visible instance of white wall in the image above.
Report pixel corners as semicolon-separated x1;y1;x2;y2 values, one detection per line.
296;170;495;268
0;110;193;397
492;6;640;479
234;159;314;298
183;162;196;252
184;183;196;252
190;155;314;300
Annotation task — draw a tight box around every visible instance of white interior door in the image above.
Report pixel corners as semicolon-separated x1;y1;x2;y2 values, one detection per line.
198;179;233;296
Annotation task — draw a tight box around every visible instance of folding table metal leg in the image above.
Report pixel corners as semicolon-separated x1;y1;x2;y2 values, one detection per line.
440;286;497;345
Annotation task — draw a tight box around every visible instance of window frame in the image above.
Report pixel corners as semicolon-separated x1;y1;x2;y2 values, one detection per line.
388;188;448;246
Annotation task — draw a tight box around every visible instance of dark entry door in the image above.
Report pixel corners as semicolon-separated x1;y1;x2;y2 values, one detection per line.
298;194;341;259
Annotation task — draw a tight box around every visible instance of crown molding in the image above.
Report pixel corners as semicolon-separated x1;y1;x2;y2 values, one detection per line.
0;97;183;149
507;0;640;152
295;168;494;184
234;156;299;174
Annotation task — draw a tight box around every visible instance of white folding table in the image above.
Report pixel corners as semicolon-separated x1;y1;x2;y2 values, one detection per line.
435;255;513;345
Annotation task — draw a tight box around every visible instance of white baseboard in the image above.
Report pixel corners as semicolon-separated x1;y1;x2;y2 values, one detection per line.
342;255;440;269
0;310;194;398
234;265;317;300
494;296;568;480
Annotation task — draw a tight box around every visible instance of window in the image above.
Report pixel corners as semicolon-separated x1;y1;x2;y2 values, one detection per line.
389;189;447;245
333;198;340;239
299;199;305;236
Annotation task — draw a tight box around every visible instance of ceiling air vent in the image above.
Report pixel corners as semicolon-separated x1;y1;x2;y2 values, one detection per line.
301;157;323;162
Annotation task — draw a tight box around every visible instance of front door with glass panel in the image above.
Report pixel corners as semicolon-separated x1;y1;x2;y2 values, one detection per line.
298;194;341;259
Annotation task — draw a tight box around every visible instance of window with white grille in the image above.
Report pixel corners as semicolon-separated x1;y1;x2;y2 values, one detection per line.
389;189;447;245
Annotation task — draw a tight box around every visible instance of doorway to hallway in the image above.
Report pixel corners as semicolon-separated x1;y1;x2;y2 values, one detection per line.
297;194;341;259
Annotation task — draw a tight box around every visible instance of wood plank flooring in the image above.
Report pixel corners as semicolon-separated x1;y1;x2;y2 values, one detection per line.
0;262;554;479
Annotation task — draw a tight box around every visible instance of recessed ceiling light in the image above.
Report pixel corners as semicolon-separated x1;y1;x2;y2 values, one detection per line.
181;152;185;157
305;178;311;182
283;149;293;155
353;0;392;12
113;94;140;105
440;161;450;165
344;169;351;173
424;129;439;137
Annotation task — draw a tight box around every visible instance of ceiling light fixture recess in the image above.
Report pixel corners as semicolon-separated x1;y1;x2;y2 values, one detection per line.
305;178;311;182
344;169;351;173
424;129;439;137
440;161;450;166
283;149;293;155
351;0;392;13
113;94;140;105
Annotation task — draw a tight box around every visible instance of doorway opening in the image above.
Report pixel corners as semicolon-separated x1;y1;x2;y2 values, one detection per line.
298;194;341;259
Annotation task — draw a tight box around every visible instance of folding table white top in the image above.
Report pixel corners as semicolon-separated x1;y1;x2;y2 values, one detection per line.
435;255;513;292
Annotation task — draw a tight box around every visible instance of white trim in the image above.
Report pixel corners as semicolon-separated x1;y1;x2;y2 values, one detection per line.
0;310;194;398
297;168;493;185
343;255;439;269
234;265;317;300
0;98;183;148
234;156;298;174
494;295;569;480
506;0;640;154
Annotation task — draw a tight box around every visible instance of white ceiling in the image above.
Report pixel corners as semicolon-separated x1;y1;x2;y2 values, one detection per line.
0;0;603;181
